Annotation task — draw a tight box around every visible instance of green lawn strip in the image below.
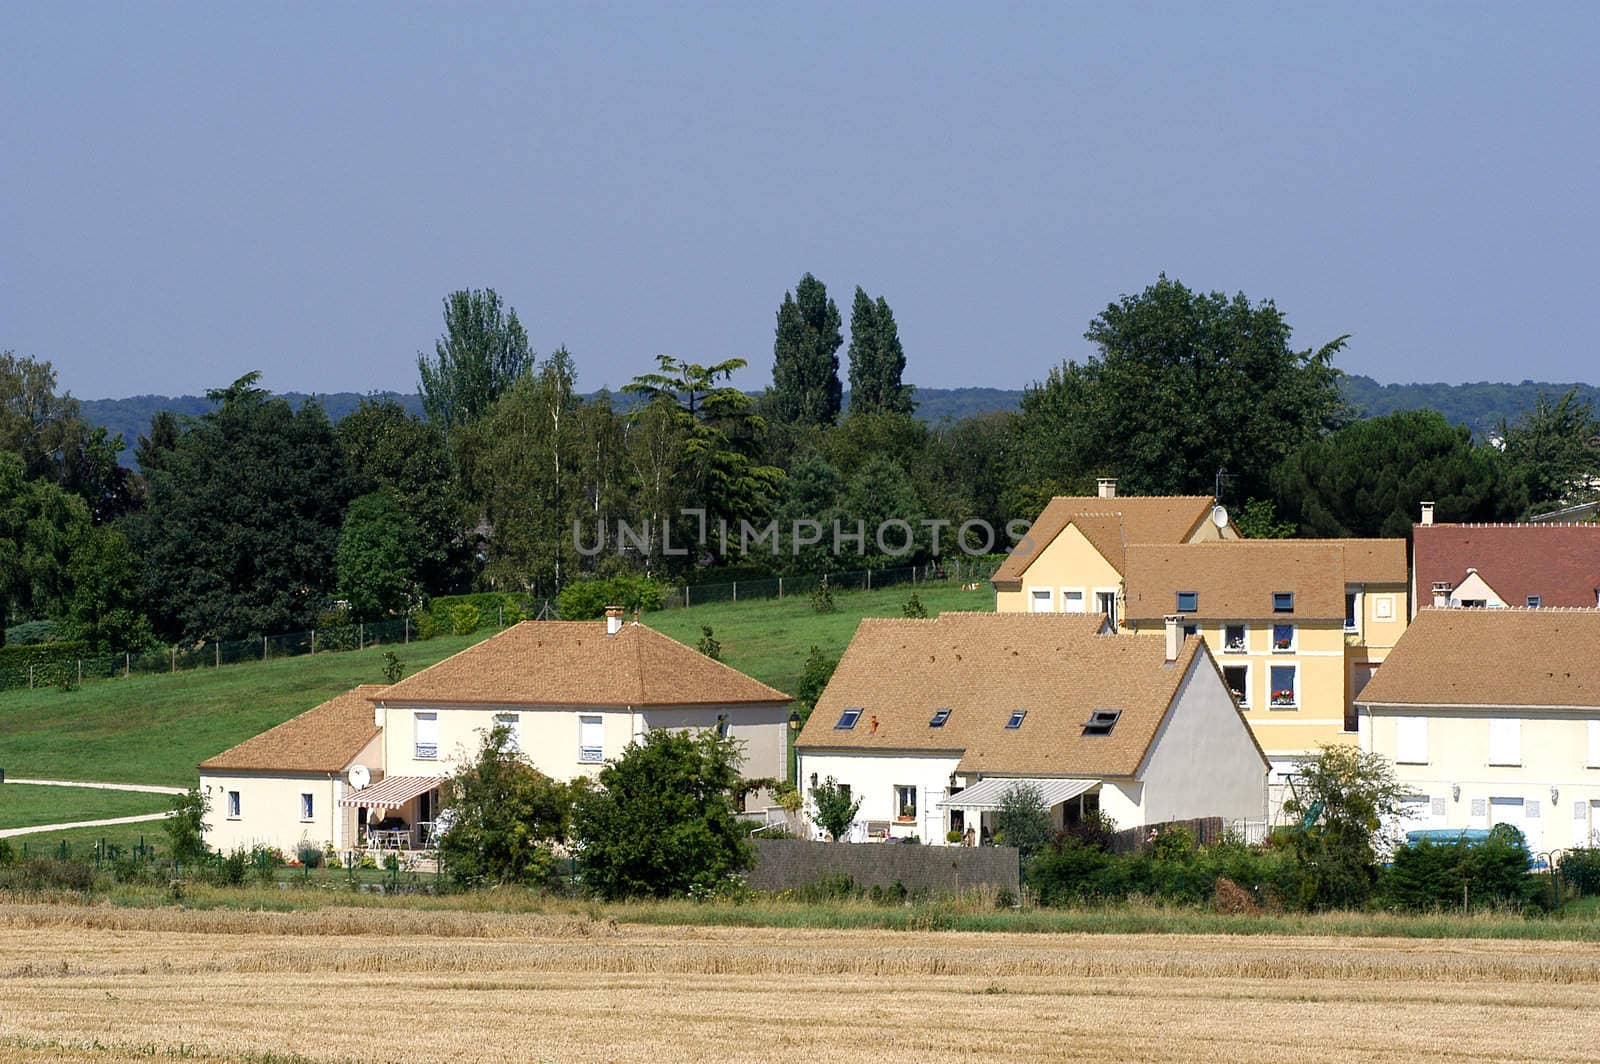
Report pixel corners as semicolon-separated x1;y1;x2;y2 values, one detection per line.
7;821;170;861
646;580;992;694
0;633;491;788
0;784;172;830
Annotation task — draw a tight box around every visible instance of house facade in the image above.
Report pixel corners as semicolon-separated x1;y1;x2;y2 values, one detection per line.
1412;504;1600;614
1357;609;1600;851
795;612;1268;844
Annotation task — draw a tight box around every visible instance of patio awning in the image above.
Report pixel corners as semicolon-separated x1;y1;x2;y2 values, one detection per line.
937;777;1099;812
338;775;445;808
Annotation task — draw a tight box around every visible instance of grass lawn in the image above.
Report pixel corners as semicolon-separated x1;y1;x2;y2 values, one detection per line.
0;783;172;831
646;579;992;695
0;632;493;788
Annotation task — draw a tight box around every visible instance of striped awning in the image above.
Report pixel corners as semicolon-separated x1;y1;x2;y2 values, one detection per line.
936;777;1099;812
338;775;445;808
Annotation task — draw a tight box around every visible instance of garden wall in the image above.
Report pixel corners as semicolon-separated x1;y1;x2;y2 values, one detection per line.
749;838;1019;895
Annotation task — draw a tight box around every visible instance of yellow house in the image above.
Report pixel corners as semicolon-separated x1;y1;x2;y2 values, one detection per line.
1357;609;1600;851
991;481;1236;620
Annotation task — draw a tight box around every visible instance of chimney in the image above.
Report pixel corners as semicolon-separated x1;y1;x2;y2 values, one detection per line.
1163;614;1184;663
1431;581;1452;608
1097;477;1117;499
604;606;624;636
1420;501;1435;526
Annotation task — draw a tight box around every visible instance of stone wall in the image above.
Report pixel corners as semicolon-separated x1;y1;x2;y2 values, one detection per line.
749;838;1019;895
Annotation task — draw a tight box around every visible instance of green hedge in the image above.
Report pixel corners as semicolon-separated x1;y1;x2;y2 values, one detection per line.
557;575;669;620
0;641;90;689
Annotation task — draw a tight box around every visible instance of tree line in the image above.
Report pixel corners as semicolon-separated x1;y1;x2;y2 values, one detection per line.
3;273;1596;650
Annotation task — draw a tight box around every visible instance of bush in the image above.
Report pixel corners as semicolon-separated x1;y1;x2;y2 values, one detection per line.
439;722;579;889
213;848;251;886
449;604;481;637
810;776;863;842
809;579;837;614
413;610;442;640
901;592;927;618
557;575;668;620
1560;848;1600;895
696;625;720;660
0;641;89;689
994;782;1053;860
164;788;211;867
1028;833;1309;910
0;858;96;893
295;842;324;869
1150;824;1197;861
1379;832;1539;912
382;651;405;683
5;620;59;645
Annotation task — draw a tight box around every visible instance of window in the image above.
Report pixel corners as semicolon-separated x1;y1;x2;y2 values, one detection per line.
1222;665;1249;706
1526;595;1542;608
299;793;314;821
1488;718;1521;766
929;708;951;728
1373;596;1394;620
835;708;862;730
895;785;917;821
414;712;438;760
1176;591;1198;613
579;715;604;763
1272;623;1295;652
1223;624;1247;653
1269;665;1297;708
1062;590;1085;613
1082;709;1121;736
1182;623;1198;637
1396;717;1428;764
494;712;521;751
227;790;241;819
1273;592;1294;613
1005;710;1027;729
1344;593;1357;630
1461;599;1487;609
715;715;730;739
1029;589;1053;613
1096;591;1118;628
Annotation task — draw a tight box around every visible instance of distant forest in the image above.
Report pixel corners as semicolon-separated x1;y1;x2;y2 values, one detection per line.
83;376;1599;469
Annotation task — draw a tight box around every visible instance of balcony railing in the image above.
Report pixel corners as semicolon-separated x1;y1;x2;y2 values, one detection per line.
414;743;438;760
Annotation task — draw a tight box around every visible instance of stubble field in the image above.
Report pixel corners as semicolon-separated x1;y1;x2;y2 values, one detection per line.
2;904;1599;1063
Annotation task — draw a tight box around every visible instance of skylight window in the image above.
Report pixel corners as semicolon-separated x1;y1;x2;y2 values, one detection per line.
929;708;951;728
835;708;862;730
1272;592;1295;613
1005;710;1027;730
1176;591;1198;613
1082;709;1121;737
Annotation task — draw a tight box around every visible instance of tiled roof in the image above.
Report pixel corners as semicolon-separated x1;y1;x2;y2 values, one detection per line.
991;495;1217;590
1296;538;1410;585
795;613;1249;778
1357;608;1600;709
1123;541;1347;621
1414;523;1600;608
199;685;384;773
375;621;790;707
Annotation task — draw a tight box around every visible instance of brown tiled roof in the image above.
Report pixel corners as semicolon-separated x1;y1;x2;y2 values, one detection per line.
1357;608;1600;708
199;685;384;773
796;613;1256;777
1123;541;1346;621
375;621;790;707
1296;538;1410;585
991;495;1217;590
1414;523;1600;608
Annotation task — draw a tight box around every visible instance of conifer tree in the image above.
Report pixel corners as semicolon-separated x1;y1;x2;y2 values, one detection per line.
769;273;843;426
846;287;913;416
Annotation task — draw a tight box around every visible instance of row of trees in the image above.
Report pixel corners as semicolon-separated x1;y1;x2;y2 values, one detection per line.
4;273;1596;649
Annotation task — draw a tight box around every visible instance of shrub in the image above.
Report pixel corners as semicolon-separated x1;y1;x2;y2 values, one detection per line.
810;776;863;842
449;604;481;637
413;610;442;641
164;788;210;867
213;848;250;886
1150;824;1197;861
382;651;405;684
1560;848;1600;895
557;575;668;620
994;782;1053;860
696;625;720;660
901;592;927;619
809;579;837;614
0;858;96;893
1379;832;1539;912
1059;811;1118;852
0;641;88;689
0;839;14;867
295;841;324;869
5;620;59;645
439;722;579;889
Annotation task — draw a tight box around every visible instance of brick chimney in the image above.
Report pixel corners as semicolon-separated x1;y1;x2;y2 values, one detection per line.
1097;477;1118;500
604;606;624;636
1164;615;1184;663
1420;501;1435;526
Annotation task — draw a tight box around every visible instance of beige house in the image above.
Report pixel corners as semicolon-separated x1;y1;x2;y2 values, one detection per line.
1357;609;1600;851
198;685;386;855
795;612;1268;844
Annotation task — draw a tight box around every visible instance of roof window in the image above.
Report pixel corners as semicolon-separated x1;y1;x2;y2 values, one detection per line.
835;708;862;730
929;708;951;728
1176;591;1198;613
1082;709;1121;736
1005;710;1027;730
1272;591;1295;613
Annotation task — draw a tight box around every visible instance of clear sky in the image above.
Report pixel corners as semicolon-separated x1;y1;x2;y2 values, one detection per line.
4;3;1597;399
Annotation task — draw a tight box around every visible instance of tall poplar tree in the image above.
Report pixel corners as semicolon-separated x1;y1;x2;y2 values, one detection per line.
769;274;843;427
417;288;533;435
846;287;913;416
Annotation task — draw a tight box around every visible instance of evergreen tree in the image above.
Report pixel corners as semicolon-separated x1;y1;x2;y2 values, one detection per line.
1499;388;1600;515
416;288;533;434
769;273;843;427
846;287;913;416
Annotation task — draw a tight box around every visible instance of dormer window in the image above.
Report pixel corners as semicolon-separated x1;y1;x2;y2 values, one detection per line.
835;708;862;730
1005;710;1027;730
1082;709;1121;736
929;708;951;728
1272;592;1295;613
1526;595;1541;608
1176;591;1198;613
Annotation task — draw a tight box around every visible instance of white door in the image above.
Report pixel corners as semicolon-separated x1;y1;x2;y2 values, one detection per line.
1029;589;1053;613
1589;802;1600;848
1489;797;1525;843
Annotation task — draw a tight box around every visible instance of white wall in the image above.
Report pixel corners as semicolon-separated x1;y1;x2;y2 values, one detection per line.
1137;656;1269;825
199;770;350;856
797;750;961;842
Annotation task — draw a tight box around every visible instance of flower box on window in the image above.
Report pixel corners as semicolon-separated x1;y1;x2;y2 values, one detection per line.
898;806;917;822
1270;689;1296;707
1273;638;1292;650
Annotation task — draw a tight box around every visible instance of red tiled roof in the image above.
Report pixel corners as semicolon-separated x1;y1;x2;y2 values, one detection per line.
1414;523;1600;608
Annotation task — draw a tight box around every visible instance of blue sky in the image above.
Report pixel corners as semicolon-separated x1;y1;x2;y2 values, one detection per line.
4;3;1597;398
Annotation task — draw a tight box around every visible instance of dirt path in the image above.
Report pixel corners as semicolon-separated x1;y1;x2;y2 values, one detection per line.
0;812;171;839
3;778;185;795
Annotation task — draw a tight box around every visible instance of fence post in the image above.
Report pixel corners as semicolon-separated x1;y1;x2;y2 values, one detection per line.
867;568;872;591
404;617;409;644
684;586;690;608
359;623;364;651
262;635;267;661
778;576;783;599
312;629;317;655
498;605;504;627
215;643;220;668
170;647;176;674
28;664;33;689
125;652;130;679
732;581;737;603
78;659;83;686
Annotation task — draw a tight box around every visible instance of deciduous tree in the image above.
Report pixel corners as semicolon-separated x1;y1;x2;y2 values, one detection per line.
417;288;533;434
439;722;580;888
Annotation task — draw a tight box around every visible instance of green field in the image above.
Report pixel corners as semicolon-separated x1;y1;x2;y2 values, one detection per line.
0;783;172;831
0;582;991;791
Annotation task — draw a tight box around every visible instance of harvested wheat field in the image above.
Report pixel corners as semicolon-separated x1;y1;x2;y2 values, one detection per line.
2;904;1600;1063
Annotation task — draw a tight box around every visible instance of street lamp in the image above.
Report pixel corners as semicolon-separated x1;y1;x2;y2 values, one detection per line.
788;710;802;784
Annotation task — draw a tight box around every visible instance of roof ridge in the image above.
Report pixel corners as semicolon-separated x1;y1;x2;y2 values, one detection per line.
1420;605;1600;613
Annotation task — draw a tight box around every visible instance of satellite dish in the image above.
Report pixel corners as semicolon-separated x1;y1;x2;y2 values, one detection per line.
1211;505;1230;529
347;764;370;790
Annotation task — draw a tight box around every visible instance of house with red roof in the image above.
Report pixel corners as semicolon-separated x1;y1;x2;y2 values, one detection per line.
1412;502;1600;615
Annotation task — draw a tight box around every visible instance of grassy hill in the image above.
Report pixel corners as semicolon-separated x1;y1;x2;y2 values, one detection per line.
0;582;993;799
